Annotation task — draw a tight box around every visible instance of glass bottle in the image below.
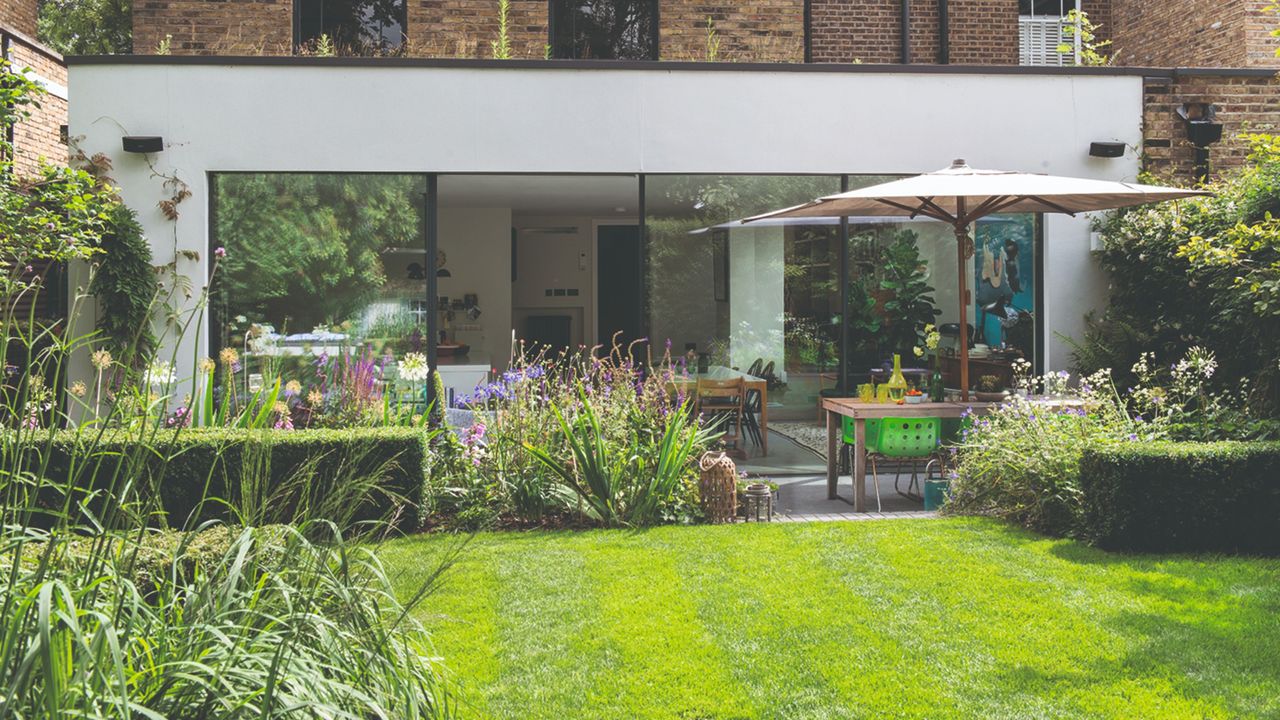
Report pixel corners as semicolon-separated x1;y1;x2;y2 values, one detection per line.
887;353;908;402
929;363;945;403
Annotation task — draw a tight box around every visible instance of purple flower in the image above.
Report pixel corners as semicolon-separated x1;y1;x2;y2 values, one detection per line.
214;247;226;258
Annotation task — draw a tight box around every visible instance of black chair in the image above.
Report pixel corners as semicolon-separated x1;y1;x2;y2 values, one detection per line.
746;357;764;378
742;387;763;448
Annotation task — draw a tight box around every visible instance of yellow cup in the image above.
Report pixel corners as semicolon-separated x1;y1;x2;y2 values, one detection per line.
858;384;874;402
876;385;891;403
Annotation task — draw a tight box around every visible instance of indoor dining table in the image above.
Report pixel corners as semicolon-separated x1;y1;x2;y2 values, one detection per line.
669;366;770;455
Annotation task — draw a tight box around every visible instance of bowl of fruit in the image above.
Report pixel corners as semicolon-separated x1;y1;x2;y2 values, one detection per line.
904;388;925;404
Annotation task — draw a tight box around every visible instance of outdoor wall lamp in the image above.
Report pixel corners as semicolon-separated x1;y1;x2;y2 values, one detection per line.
121;136;164;153
1089;141;1126;158
1177;103;1223;184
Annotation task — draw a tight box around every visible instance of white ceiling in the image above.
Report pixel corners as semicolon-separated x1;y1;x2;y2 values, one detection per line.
438;174;643;216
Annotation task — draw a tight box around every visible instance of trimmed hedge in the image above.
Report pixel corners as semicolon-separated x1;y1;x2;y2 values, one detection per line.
33;428;429;530
1080;442;1280;554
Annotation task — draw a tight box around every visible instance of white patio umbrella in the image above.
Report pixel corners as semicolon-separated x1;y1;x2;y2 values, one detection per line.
745;159;1210;400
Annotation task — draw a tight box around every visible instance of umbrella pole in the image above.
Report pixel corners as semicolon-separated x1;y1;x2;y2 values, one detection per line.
954;223;971;402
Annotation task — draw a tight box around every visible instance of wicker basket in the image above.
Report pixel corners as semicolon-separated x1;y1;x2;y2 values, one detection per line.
698;451;738;524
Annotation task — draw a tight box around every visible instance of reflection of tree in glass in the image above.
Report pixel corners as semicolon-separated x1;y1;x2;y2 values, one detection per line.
646;176;841;360
551;0;656;59
213;174;423;334
297;0;406;54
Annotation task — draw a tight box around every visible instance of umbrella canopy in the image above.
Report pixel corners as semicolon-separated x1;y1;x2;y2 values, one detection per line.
746;160;1211;400
747;159;1209;225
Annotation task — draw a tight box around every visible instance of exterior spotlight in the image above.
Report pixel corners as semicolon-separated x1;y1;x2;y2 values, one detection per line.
1089;142;1125;158
122;136;164;153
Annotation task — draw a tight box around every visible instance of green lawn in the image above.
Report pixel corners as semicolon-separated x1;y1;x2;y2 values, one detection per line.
381;518;1280;719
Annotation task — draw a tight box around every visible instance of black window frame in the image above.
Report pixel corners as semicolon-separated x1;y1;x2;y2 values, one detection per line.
292;0;409;55
547;0;661;61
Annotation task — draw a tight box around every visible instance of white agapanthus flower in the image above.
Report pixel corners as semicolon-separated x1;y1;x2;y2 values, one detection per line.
399;352;431;382
144;359;176;388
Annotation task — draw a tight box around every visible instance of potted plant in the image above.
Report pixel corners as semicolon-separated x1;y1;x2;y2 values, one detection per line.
974;374;1010;402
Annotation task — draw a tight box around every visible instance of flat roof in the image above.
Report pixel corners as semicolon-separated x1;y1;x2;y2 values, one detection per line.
63;55;1280;79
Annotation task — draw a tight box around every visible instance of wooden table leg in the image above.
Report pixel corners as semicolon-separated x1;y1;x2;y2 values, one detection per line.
760;384;769;456
854;419;867;513
826;407;838;500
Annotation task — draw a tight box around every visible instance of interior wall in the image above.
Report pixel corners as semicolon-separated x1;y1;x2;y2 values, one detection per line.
728;226;786;376
438;207;513;369
511;215;596;351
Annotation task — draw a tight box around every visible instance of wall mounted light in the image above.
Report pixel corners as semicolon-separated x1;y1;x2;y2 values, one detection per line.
1176;103;1223;184
1089;141;1126;158
121;136;164;153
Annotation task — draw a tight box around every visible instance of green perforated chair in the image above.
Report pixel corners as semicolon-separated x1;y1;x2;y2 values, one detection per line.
868;417;941;512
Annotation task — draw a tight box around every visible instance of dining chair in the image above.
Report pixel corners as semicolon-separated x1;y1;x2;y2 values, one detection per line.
746;358;764;378
867;417;941;511
696;377;746;451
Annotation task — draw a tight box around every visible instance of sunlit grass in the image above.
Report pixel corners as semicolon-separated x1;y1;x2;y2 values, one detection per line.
383;518;1280;719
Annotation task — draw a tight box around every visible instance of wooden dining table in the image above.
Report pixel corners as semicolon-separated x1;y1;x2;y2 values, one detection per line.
823;397;997;512
669;366;770;455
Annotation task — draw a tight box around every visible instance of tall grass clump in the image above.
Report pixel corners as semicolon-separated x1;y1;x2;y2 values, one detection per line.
1;64;454;717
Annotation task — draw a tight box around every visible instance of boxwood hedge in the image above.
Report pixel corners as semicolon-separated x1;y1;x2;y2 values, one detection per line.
30;428;429;530
1080;441;1280;554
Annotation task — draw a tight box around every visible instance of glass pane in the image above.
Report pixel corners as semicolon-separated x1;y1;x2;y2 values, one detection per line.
845;213;1037;394
297;0;406;53
210;173;427;396
1019;0;1075;17
551;0;657;59
645;175;842;420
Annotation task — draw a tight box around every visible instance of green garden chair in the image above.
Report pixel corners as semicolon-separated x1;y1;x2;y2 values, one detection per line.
867;417;941;512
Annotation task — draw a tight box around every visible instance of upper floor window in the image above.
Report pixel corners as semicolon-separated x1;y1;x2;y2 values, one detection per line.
1019;0;1076;17
296;0;406;55
1019;0;1079;66
550;0;658;60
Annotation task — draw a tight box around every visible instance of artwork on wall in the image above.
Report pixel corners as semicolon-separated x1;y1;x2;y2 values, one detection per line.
974;215;1035;356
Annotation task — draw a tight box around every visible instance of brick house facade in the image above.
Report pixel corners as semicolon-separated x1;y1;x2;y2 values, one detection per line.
3;26;68;178
1110;0;1280;69
134;0;1074;64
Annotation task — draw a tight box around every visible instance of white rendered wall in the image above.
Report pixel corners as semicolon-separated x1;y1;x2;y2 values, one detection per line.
437;207;513;369
68;62;1143;381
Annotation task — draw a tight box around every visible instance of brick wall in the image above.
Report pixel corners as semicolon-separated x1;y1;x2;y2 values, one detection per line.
8;40;67;175
1142;72;1280;183
1244;0;1280;68
408;0;546;58
0;0;38;37
659;0;804;62
133;0;294;55
809;0;1016;65
948;0;1016;64
1111;0;1246;67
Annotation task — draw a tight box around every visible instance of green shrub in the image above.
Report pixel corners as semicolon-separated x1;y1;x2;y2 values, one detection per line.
33;427;429;530
1080;441;1280;554
944;386;1151;537
1079;134;1280;412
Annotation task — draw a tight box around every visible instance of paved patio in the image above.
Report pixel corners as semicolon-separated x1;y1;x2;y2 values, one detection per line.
738;429;938;521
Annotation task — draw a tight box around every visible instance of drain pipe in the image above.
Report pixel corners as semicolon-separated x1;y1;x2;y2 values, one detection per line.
900;0;911;63
938;0;950;64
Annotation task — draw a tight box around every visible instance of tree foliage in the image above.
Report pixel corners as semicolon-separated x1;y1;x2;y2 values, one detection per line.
212;174;423;332
37;0;132;55
1;60;117;300
1076;134;1280;413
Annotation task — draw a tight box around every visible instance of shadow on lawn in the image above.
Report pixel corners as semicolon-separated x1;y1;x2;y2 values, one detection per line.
1044;542;1280;715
